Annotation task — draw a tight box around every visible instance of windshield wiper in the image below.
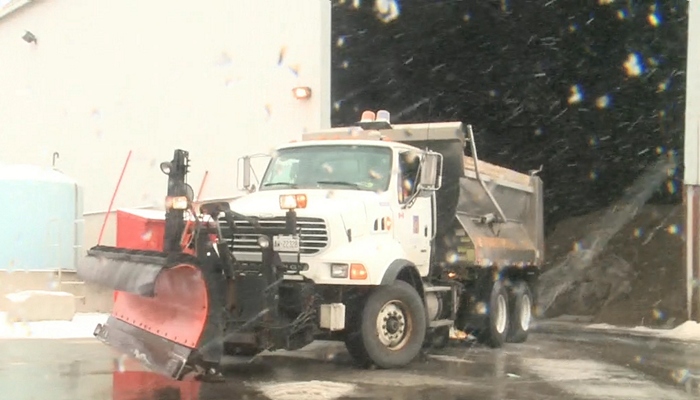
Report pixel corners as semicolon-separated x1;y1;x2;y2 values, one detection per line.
262;182;298;188
315;180;360;189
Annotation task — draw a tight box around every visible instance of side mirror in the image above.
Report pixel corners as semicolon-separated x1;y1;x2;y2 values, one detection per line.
237;156;256;192
242;156;252;190
418;151;443;191
237;154;271;193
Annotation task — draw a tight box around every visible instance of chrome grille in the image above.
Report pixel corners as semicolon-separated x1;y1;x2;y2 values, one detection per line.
219;216;329;255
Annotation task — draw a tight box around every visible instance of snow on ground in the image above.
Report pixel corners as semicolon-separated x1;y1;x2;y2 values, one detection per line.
256;381;357;400
527;358;691;400
0;312;108;339
586;320;700;341
665;321;700;341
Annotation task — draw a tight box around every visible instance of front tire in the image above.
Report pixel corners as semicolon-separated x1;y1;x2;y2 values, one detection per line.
346;281;427;369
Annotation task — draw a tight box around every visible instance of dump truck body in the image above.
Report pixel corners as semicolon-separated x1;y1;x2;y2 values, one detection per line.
451;156;544;267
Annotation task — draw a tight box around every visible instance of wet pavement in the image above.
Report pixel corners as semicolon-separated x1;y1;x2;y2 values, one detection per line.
0;331;697;400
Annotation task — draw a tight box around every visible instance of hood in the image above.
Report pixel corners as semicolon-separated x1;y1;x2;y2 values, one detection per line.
230;189;382;236
230;189;378;217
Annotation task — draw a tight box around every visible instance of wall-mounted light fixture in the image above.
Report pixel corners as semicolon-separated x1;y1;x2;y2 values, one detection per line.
22;30;37;44
292;86;312;100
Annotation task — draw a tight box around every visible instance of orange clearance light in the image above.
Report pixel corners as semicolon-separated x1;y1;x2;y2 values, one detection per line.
295;193;308;208
292;86;312;100
279;193;308;210
360;110;376;122
350;263;368;280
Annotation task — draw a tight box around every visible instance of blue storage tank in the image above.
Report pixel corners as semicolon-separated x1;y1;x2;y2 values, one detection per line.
0;165;84;272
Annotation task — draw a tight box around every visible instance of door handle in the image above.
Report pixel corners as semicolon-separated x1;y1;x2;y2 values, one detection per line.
424;226;428;237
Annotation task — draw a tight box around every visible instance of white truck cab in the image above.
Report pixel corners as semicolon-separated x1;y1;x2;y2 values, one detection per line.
230;136;439;286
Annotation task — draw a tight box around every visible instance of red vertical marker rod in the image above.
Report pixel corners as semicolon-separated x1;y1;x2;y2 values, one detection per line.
98;150;133;246
195;170;209;203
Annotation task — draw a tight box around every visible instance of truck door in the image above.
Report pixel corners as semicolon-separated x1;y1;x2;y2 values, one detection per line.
394;150;432;276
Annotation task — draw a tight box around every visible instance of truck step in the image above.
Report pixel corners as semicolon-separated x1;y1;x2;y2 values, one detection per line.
424;286;452;293
429;319;454;328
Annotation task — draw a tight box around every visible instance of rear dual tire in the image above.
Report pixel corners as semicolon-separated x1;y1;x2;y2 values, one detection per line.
478;280;533;347
506;281;532;343
345;281;427;369
478;280;510;347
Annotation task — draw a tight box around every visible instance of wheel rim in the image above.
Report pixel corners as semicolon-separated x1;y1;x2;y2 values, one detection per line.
376;300;412;350
520;294;532;331
494;294;507;334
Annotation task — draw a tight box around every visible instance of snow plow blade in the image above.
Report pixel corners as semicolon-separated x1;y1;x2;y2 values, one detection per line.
77;246;218;380
94;316;191;379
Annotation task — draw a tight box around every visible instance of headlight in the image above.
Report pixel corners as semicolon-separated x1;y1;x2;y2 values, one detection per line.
330;263;368;280
279;194;308;210
165;196;189;210
330;264;348;278
257;235;270;249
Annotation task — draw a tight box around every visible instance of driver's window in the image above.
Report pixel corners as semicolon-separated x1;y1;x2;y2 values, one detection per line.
267;159;298;184
398;151;420;204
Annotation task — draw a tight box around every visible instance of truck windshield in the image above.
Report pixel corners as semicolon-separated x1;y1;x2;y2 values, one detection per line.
260;145;393;192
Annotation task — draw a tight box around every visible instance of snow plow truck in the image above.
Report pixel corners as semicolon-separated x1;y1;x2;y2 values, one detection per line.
77;110;545;380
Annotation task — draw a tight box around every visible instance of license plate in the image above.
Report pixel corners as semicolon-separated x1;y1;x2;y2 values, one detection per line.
273;235;300;253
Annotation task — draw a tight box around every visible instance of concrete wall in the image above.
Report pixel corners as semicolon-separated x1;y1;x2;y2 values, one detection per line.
0;0;331;250
0;270;113;313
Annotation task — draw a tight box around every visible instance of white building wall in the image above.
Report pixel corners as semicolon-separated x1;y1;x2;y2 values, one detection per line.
0;0;331;248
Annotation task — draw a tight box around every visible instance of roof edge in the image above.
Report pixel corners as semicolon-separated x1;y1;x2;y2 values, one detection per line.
0;0;33;22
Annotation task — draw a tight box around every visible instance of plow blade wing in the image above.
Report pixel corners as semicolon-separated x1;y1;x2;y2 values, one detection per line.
78;246;219;380
77;246;169;296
